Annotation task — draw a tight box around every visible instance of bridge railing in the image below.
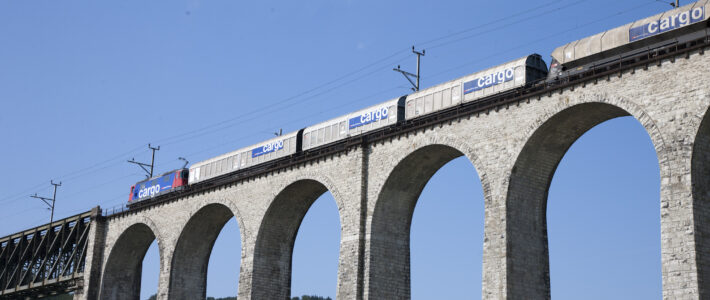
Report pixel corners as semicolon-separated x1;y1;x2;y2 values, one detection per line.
102;204;129;217
0;211;93;299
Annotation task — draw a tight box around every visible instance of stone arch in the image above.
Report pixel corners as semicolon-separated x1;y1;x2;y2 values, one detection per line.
691;103;710;297
168;196;245;300
250;177;342;299
367;136;487;299
505;93;666;299
100;217;164;300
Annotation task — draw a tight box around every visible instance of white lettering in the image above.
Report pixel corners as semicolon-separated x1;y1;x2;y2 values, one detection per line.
648;21;658;34
660;18;670;31
679;11;690;25
670;14;678;27
505;68;514;79
692;7;704;20
137;184;162;199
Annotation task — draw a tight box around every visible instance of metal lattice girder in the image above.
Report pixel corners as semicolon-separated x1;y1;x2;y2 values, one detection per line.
0;211;92;299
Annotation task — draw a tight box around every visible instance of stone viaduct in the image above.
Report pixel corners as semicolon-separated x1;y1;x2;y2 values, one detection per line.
72;45;710;299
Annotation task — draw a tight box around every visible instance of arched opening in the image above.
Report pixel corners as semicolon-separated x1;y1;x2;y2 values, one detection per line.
368;144;485;299
547;117;660;298
290;192;340;299
206;218;241;298
251;179;341;299
169;203;242;299
507;102;662;298
411;156;484;299
100;222;159;300
140;241;159;300
692;106;710;297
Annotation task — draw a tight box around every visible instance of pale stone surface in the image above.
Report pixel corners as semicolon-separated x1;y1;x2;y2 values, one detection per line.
79;48;710;299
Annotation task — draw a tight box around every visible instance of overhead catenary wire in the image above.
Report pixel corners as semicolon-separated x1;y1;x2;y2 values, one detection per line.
422;0;660;82
3;0;590;204
0;0;621;209
3;0;660;230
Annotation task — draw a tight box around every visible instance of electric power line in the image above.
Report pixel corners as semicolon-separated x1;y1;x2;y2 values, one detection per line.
423;0;659;82
2;0;660;224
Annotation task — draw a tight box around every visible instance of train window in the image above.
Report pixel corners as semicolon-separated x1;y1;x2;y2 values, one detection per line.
339;122;346;136
200;166;206;179
424;94;433;113
304;132;311;148
318;128;325;144
325;126;331;142
234;154;240;169
224;157;231;172
416;97;424;116
216;159;223;174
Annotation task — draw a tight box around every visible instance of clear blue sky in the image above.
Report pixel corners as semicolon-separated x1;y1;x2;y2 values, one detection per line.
1;0;674;299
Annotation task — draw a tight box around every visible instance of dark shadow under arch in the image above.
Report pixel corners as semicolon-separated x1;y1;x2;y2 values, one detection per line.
368;144;476;299
100;223;157;300
506;102;645;298
169;203;238;300
692;105;710;297
251;179;334;299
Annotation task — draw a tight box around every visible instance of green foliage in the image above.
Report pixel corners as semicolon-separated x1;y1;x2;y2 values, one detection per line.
146;294;157;300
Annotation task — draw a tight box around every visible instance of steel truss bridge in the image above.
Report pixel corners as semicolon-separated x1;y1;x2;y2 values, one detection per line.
0;211;92;299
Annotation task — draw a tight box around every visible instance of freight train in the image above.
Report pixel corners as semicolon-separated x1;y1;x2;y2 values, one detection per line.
129;1;710;204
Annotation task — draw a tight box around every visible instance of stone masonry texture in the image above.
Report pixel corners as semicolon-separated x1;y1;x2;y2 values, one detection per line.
79;47;710;299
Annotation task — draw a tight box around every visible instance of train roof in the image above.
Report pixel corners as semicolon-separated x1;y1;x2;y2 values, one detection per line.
190;130;299;168
407;54;545;99
132;168;186;185
551;0;710;66
303;96;402;131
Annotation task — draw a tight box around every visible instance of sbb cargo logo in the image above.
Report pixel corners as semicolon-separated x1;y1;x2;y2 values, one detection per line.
629;6;704;42
252;140;284;158
349;106;389;129
137;184;162;199
463;68;514;95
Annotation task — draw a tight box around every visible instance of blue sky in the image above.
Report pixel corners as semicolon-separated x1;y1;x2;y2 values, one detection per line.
1;0;675;298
